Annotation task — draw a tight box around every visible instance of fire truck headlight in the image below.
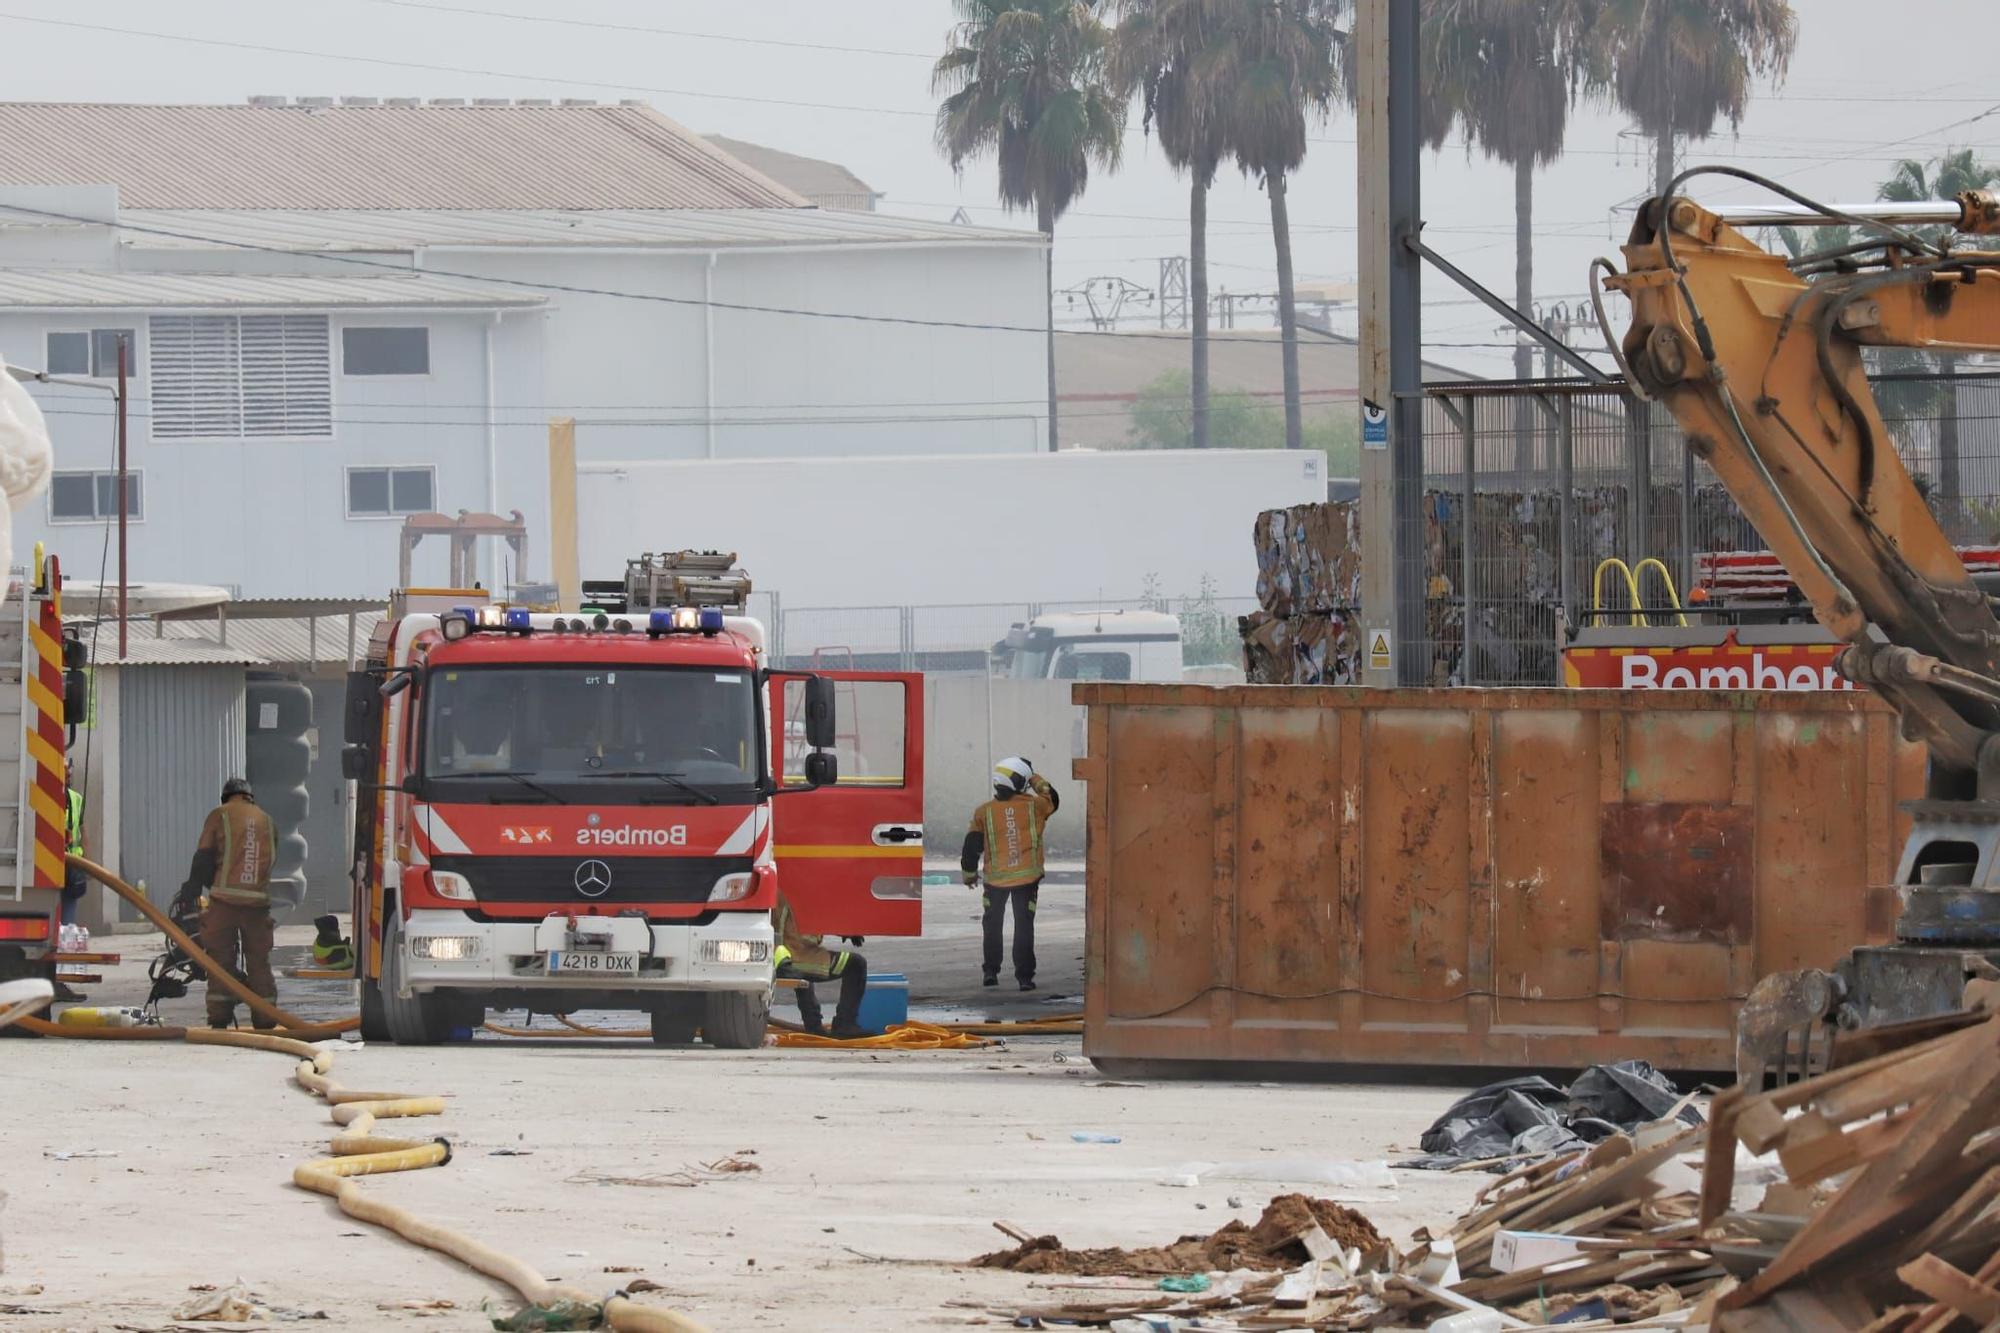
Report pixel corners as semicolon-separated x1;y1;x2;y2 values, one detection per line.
708;871;755;903
410;934;481;961
441;612;472;642
431;871;474;902
474;606;506;628
700;939;768;965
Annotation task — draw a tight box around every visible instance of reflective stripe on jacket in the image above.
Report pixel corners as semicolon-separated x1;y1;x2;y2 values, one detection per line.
200;798;276;907
970;789;1054;887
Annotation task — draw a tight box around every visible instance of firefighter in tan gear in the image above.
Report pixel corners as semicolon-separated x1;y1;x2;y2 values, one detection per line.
174;777;279;1029
772;893;868;1039
961;756;1059;991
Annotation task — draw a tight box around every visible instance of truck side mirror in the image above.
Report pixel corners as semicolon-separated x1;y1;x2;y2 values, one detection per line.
341;743;373;782
345;670;382;745
803;676;837;750
63;668;87;721
379;672;413;699
803;751;838;787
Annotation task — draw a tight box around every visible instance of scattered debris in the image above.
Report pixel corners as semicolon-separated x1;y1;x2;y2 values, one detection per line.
566;1153;759;1189
42;1148;120;1160
1157;1275;1211;1293
1072;1131;1123;1144
170;1284;259;1322
974;1195;1385;1278
1692;1006;2000;1329
1401;1061;1703;1169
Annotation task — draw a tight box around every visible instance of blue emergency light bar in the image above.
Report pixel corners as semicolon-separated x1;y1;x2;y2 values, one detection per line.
647;606;725;637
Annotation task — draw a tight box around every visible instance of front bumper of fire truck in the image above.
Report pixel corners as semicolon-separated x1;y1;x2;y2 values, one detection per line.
397;908;774;993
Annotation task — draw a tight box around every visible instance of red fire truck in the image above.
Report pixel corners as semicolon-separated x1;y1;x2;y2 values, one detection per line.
0;551;86;991
344;553;924;1047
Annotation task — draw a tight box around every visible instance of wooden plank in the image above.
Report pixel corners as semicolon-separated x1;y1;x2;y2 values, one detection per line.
1899;1255;2000;1325
1777;1106;1922;1187
1724;1034;2000;1312
1703;1086;1746;1228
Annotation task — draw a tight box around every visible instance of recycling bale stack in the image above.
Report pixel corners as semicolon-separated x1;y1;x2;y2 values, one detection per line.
1242;501;1363;685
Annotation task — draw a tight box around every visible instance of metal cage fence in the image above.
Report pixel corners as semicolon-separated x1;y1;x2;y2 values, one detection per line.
1406;368;1993;686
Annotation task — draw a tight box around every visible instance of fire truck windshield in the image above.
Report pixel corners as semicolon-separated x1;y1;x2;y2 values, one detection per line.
421;665;760;803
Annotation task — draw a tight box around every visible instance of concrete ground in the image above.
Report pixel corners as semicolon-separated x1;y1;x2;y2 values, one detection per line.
6;874;1487;1331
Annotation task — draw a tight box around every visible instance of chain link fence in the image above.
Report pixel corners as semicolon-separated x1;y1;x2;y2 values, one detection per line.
1404;366;2000;686
765;594;1261;673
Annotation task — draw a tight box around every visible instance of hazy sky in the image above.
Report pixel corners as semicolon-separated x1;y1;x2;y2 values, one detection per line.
1;0;1992;378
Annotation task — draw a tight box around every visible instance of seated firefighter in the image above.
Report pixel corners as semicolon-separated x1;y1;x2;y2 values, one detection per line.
772;893;867;1040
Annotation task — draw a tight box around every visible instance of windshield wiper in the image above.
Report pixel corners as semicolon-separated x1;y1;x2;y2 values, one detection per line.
589;770;722;806
453;770;562;804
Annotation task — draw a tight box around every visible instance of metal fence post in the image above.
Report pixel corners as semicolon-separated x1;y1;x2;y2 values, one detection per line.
1558;393;1575;624
1625;395;1651;565
1679;416;1695;608
1459;395;1475;684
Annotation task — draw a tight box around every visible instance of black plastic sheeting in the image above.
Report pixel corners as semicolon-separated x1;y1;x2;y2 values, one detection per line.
1398;1061;1703;1170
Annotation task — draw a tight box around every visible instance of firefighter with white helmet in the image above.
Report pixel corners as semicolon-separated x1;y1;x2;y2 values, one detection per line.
960;755;1059;991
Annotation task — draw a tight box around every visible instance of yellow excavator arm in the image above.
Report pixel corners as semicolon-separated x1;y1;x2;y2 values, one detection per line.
1598;173;2000;1077
1604;183;2000;785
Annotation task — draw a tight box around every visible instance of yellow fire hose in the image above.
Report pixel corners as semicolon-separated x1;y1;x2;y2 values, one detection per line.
15;983;708;1330
62;854;357;1037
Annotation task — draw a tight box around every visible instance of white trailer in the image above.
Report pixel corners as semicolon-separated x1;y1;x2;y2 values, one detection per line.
572;449;1327;614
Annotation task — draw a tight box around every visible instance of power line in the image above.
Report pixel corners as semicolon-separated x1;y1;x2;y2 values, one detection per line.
350;0;933;60
0;201;1488;349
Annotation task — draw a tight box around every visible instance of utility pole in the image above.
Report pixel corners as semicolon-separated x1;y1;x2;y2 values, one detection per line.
116;336;129;662
1355;0;1424;685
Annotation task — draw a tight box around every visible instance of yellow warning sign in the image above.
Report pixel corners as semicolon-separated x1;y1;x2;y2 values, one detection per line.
1367;629;1392;671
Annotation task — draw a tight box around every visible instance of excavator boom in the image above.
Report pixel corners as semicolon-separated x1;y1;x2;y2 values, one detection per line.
1600;175;2000;1079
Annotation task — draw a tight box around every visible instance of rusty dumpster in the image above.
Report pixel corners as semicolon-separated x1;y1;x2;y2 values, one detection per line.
1071;684;1924;1074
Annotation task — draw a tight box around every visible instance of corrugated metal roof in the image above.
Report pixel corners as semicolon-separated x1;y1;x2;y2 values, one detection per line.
92;635;269;668
114;207;1044;253
160;612;384;667
0;270;542;310
0;102;806;211
704;136;879;210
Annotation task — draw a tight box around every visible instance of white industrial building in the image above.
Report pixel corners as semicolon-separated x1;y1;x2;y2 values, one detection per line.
0;100;1048;597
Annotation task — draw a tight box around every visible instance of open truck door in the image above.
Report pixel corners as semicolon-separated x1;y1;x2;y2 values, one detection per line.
770;671;924;937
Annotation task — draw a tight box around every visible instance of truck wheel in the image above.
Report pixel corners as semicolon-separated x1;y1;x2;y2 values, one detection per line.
702;991;769;1050
649;996;700;1047
380;912;449;1046
358;972;390;1042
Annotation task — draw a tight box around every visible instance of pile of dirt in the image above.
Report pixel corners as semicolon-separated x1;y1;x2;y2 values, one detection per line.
972;1194;1384;1277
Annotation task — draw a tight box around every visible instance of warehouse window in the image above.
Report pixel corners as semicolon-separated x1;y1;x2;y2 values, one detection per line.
149;314;331;439
347;466;435;518
46;328;138;379
341;326;430;377
49;470;143;523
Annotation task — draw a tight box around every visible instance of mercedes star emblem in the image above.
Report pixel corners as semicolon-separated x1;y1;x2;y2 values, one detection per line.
574;859;613;898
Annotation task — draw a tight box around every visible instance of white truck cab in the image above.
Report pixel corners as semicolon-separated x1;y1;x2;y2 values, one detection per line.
999;610;1185;683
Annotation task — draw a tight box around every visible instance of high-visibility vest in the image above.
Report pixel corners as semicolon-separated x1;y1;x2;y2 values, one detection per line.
972;791;1054;888
65;787;83;855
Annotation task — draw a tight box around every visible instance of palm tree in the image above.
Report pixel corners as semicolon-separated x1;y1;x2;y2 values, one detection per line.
1422;0;1594;400
1876;150;2000;532
1200;0;1345;451
1590;0;1797;199
935;0;1127;452
1110;0;1227;448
